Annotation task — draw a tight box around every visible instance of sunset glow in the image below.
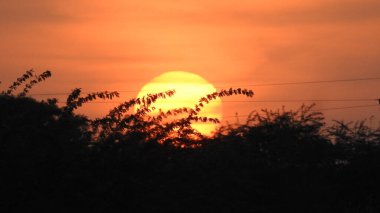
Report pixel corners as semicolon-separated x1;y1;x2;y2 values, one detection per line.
136;71;222;136
2;1;380;211
0;0;379;123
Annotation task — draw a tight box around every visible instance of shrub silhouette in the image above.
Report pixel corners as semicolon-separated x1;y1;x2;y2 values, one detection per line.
1;70;380;212
213;104;333;168
92;87;254;148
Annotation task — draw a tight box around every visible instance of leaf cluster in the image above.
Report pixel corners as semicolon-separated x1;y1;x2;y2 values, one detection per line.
91;88;254;148
1;69;51;96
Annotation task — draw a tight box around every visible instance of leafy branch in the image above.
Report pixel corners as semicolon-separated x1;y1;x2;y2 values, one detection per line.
3;69;34;95
1;69;52;96
90;87;254;148
19;70;52;96
63;88;120;113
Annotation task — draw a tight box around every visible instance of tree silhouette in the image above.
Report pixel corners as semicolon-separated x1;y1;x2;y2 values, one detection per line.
1;70;380;212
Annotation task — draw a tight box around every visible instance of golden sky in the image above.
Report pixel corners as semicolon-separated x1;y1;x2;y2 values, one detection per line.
1;0;380;124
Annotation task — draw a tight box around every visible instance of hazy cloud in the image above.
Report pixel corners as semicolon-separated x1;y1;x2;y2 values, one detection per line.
0;0;71;25
1;0;379;122
235;0;380;26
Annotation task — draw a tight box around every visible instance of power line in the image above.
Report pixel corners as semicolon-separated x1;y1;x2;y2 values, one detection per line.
29;92;71;96
54;98;378;104
222;104;379;118
224;99;377;103
312;104;380;112
217;77;380;88
54;102;378;118
27;76;380;96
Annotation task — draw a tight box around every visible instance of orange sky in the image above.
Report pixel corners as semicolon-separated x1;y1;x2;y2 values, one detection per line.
1;0;380;125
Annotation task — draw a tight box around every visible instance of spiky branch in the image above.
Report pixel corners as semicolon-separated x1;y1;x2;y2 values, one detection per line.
63;88;120;113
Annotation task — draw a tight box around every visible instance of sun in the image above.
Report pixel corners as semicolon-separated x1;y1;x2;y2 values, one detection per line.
136;71;222;136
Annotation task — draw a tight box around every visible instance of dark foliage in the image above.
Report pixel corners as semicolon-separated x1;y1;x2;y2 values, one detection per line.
1;71;380;212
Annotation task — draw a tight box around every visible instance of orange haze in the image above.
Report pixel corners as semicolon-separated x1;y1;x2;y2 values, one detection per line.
1;0;380;125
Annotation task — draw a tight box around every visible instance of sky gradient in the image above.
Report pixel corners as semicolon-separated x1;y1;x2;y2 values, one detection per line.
1;0;379;125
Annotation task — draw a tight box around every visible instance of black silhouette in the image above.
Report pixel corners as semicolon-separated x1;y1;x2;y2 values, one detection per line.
1;70;380;212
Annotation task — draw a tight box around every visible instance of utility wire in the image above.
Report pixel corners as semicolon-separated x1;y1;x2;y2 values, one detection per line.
53;103;378;118
27;76;380;96
312;104;380;112
222;104;380;118
54;98;378;104
216;77;380;88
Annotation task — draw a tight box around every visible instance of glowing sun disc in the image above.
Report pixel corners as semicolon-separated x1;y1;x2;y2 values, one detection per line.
136;71;222;136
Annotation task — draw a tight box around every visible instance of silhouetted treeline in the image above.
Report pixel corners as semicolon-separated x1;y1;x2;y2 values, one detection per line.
1;71;380;212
